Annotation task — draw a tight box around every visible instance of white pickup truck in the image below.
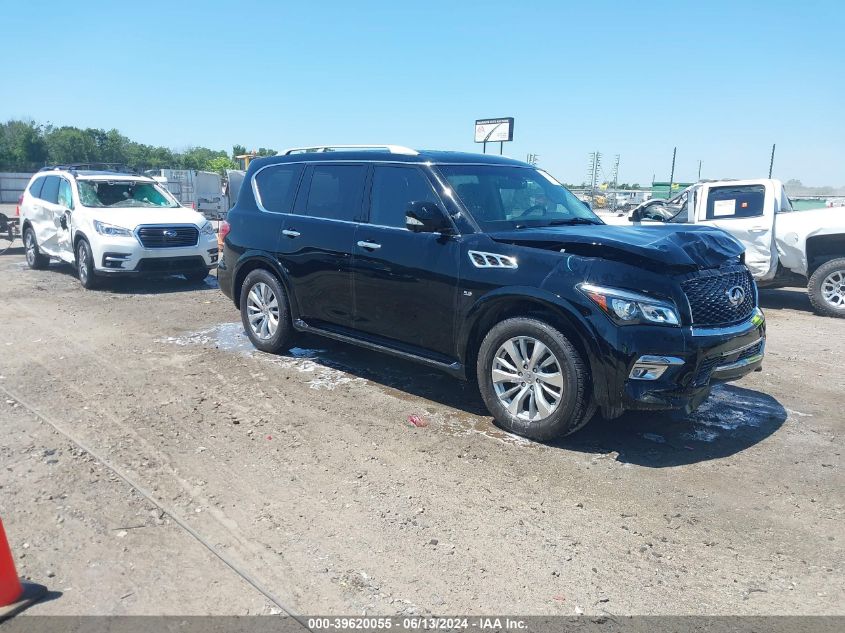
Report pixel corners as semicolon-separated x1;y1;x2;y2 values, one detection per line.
603;179;845;318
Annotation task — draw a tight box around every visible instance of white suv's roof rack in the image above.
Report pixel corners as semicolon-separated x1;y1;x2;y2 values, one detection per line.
281;144;419;156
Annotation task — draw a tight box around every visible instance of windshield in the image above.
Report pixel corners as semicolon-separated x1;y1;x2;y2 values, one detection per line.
77;180;179;208
438;165;602;231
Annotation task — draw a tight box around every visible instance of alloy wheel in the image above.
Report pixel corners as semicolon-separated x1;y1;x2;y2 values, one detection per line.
492;336;564;422
25;232;36;266
246;282;280;340
821;269;845;308
78;242;89;284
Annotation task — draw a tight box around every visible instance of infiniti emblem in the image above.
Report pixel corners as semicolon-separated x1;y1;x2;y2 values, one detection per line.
163;229;177;238
726;285;745;306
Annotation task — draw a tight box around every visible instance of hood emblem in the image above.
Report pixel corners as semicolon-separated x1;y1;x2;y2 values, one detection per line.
163;229;178;238
726;285;745;306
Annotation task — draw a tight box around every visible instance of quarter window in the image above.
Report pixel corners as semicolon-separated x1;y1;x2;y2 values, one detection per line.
40;176;60;204
705;185;766;220
254;164;304;213
370;166;439;228
304;164;366;222
28;177;45;200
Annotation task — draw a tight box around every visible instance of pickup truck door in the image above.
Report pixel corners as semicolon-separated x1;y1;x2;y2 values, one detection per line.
695;182;777;280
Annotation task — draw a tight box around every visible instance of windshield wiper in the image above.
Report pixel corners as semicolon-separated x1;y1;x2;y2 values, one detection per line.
546;218;603;226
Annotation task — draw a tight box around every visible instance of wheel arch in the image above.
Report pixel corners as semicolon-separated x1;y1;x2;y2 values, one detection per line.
459;288;602;385
806;233;845;275
231;253;299;318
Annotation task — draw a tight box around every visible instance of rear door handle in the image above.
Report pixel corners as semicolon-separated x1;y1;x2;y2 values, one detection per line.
281;229;301;238
357;240;381;250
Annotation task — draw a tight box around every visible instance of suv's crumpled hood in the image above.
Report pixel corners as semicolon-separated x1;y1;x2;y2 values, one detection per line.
489;224;745;270
85;206;207;229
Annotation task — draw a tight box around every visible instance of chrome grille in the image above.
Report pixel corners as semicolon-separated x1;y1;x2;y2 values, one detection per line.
137;226;198;248
681;266;755;327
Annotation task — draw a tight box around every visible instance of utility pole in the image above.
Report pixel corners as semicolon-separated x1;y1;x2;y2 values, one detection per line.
768;144;776;178
526;153;539;166
668;147;677;199
698;160;702;180
610;154;620;212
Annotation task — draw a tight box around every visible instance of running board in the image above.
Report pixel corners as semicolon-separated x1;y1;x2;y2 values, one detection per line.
293;319;464;377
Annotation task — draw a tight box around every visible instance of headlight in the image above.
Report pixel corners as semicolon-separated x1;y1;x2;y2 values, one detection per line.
93;220;133;237
200;221;215;236
578;283;680;326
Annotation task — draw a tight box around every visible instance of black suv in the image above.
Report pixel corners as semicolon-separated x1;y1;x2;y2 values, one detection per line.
218;145;765;440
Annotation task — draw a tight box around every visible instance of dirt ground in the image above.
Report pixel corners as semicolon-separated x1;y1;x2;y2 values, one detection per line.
0;241;842;617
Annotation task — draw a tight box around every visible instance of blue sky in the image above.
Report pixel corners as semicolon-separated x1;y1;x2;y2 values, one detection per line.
1;0;843;185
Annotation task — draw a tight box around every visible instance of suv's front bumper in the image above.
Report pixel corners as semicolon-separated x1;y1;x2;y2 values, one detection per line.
595;308;766;415
90;233;219;276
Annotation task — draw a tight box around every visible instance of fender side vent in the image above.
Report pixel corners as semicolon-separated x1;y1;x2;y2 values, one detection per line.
468;251;517;269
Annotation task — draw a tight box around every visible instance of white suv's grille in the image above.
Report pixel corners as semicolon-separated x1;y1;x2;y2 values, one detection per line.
137;226;198;248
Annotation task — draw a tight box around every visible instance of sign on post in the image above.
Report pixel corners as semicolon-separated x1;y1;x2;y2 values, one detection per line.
474;118;514;154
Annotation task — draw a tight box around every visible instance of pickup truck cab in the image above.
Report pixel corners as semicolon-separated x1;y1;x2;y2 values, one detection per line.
605;179;845;318
219;146;766;440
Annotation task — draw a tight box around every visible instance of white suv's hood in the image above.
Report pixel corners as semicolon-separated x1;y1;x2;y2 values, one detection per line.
87;206;207;229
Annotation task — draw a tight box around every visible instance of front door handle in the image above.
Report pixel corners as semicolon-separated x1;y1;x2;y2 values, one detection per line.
281;229;301;238
357;240;381;250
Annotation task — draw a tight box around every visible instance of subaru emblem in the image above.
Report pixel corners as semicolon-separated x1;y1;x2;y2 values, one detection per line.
726;285;745;306
163;229;177;238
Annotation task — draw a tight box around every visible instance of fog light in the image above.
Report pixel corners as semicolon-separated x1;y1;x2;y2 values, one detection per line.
629;355;685;381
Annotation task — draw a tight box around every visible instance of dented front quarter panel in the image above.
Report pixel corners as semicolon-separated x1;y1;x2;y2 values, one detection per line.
774;207;845;276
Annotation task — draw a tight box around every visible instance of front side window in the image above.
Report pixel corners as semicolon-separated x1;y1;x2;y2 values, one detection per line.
77;180;179;208
40;176;60;204
303;164;367;222
254;164;304;213
438;165;601;231
705;185;766;220
58;179;74;209
369;166;440;228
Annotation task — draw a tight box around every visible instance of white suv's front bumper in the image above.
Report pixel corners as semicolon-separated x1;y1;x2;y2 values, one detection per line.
89;228;219;275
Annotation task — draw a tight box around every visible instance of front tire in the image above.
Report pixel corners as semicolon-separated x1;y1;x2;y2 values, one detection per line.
24;228;50;270
808;258;845;318
476;317;594;441
240;269;295;353
76;239;99;289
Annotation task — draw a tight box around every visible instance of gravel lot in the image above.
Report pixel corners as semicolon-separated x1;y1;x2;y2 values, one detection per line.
0;242;842;616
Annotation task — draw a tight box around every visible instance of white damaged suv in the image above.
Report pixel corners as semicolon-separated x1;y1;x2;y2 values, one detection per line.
20;166;219;288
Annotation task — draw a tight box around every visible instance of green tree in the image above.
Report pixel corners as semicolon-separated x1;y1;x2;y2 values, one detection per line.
0;120;48;168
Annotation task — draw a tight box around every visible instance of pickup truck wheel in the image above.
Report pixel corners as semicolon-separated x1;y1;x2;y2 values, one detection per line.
808;258;845;318
24;228;50;270
477;317;593;440
240;269;294;353
76;239;99;289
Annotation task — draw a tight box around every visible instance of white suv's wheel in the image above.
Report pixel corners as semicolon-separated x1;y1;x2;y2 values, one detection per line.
24;228;50;270
76;239;99;289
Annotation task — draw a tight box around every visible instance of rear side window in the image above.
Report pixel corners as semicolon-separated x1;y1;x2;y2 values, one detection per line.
303;164;366;222
254;164;304;213
370;166;440;228
705;185;765;220
40;176;60;204
28;177;45;199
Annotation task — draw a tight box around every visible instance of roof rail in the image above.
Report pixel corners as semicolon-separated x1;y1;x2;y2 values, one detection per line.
38;162;138;174
280;144;419;156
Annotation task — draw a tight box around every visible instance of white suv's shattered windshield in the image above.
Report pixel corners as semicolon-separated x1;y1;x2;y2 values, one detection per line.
77;180;179;208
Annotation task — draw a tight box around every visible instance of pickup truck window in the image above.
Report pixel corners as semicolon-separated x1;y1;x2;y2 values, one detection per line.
705;185;765;220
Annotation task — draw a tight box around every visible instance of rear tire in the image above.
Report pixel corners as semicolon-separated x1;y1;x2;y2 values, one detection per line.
240;269;295;353
476;317;594;440
24;228;50;270
808;258;845;318
76;239;99;289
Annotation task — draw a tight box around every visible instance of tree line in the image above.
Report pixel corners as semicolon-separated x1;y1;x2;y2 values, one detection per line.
0;120;276;174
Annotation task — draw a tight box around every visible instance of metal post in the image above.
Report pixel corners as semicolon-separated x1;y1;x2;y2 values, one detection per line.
483;141;487;155
499;141;503;156
768;144;776;178
668;147;677;199
698;160;702;180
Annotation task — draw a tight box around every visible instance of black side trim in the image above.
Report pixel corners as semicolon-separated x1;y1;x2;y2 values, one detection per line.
293;319;465;378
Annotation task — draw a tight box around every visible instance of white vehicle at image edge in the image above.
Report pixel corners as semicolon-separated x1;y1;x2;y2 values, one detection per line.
20;166;219;289
603;178;845;318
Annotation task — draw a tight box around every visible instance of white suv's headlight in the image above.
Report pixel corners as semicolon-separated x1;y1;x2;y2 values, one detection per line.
579;283;680;326
93;220;133;237
200;221;215;236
